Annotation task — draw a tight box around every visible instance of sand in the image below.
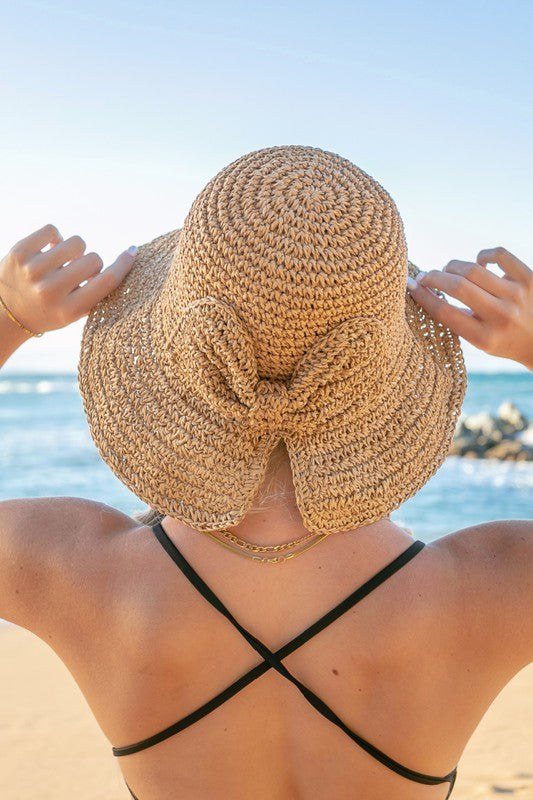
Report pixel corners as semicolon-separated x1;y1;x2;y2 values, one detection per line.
1;625;532;799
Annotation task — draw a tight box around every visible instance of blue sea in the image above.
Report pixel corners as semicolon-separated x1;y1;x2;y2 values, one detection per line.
0;372;532;542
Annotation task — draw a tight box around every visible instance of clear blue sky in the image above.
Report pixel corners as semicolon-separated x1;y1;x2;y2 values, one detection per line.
1;0;532;372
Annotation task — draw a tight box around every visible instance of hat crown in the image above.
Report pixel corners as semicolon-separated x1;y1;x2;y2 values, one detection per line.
159;145;408;380
79;144;467;535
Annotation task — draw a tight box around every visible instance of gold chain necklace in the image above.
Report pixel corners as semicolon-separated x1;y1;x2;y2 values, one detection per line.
190;524;413;565
218;528;318;553
200;528;330;564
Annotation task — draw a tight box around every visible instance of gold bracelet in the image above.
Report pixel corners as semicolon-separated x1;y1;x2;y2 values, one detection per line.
0;293;43;337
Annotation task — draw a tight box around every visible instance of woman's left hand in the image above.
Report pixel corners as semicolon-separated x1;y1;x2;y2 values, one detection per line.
407;247;533;370
0;223;137;335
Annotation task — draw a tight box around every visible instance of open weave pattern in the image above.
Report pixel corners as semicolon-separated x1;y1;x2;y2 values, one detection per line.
78;145;467;535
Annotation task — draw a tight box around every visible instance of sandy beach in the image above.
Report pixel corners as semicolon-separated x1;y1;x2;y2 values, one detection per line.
1;625;532;799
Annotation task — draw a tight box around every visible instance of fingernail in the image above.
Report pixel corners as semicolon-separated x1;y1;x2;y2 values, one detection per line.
415;270;428;283
406;276;417;291
127;245;138;256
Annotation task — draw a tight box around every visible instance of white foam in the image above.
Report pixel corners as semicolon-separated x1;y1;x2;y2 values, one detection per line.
0;378;78;394
518;426;533;446
449;455;533;490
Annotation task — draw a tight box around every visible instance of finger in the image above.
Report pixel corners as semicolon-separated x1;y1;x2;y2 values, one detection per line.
443;259;518;302
46;252;104;291
407;280;485;346
417;268;508;322
65;247;137;318
12;224;63;260
476;246;532;285
30;235;87;278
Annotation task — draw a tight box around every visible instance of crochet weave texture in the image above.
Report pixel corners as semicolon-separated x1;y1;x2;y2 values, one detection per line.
78;145;467;535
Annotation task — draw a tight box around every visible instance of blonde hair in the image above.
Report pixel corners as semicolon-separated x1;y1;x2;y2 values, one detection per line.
132;438;293;527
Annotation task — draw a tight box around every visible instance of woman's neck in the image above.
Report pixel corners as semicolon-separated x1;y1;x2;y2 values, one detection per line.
161;451;412;547
162;499;407;549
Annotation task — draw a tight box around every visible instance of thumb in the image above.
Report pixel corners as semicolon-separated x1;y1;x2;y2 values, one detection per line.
77;245;137;315
87;245;137;284
113;244;138;277
112;244;139;275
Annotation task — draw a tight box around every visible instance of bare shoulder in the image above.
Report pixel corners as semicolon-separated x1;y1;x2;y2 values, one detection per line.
0;496;138;632
431;518;533;671
0;495;136;537
432;517;533;560
433;518;533;578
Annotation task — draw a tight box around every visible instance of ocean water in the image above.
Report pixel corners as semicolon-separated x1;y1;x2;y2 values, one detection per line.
0;372;532;543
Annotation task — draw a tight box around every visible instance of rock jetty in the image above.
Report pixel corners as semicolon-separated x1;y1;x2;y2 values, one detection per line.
449;402;533;461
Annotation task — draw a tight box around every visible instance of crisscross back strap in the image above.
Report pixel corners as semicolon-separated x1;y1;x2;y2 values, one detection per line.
115;523;457;796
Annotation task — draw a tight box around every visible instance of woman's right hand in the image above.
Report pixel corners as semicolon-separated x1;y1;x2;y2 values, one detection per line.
0;224;137;336
407;247;533;370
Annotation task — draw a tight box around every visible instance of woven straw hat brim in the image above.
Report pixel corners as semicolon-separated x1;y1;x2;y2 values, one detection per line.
78;228;467;536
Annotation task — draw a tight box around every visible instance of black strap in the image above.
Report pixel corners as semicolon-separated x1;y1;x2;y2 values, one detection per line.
125;783;138;800
125;765;457;800
126;767;457;800
114;531;427;757
115;524;456;792
114;539;430;757
446;769;458;799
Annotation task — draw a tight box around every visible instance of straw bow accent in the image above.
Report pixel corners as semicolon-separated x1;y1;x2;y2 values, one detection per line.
165;297;389;438
250;379;291;435
79;145;467;534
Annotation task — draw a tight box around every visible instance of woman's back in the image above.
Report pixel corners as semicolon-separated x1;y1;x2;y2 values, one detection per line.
27;500;532;800
2;147;532;799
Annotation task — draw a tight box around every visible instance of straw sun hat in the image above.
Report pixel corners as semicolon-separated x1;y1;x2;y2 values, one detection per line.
78;145;467;536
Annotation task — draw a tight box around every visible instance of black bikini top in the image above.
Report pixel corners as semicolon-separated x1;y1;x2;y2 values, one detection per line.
115;522;457;800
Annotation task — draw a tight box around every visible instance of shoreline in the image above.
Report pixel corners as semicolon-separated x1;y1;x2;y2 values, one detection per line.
0;625;531;798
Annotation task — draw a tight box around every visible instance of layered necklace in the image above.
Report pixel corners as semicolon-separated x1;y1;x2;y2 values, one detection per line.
200;526;330;564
